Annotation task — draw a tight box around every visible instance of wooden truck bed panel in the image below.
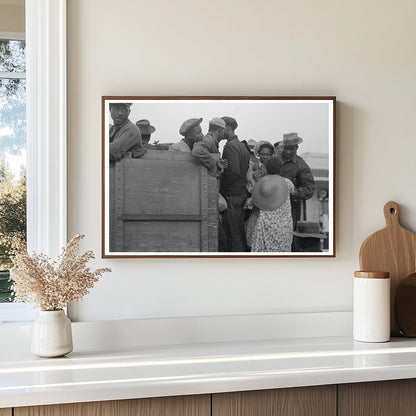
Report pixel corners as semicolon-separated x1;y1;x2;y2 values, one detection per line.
109;150;218;253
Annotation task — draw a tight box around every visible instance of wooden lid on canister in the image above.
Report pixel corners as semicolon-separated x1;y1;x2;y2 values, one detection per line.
354;271;390;279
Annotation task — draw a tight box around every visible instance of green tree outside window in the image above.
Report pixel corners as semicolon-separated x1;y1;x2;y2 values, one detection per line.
0;38;27;302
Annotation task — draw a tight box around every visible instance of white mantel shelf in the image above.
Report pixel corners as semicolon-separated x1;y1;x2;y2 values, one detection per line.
2;336;416;408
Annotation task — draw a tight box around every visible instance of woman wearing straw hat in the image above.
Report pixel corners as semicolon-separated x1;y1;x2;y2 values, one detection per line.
250;157;295;252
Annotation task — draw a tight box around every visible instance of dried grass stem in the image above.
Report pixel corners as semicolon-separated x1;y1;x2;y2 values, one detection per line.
10;234;111;310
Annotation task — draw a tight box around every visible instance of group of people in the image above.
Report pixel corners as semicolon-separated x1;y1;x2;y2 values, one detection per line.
109;102;316;253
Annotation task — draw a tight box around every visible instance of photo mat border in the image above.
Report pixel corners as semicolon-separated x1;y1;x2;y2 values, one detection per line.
101;96;336;258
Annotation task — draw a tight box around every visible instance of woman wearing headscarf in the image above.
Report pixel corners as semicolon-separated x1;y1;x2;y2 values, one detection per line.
250;157;295;252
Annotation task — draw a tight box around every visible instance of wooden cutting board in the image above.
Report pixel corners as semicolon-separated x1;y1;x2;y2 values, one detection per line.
359;201;416;335
395;272;416;337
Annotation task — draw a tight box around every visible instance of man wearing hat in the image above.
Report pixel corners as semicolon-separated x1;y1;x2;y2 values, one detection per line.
169;117;204;152
109;103;145;162
136;119;156;148
192;117;227;177
278;133;316;248
136;119;172;150
219;116;250;252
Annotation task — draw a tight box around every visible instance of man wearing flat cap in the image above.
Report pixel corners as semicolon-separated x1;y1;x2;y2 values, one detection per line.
192;117;227;177
169;117;204;152
109;103;145;162
278;133;316;249
219;116;250;252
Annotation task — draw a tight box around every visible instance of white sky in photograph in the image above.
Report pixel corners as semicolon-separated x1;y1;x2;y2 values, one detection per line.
108;99;332;155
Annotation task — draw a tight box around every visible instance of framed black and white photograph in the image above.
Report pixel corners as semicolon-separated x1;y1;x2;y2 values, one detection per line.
102;96;336;258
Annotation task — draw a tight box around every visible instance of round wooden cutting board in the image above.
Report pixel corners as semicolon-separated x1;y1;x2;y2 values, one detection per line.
395;272;416;337
359;201;416;336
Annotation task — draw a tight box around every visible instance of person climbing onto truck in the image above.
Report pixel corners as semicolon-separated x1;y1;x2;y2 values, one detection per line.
192;117;229;251
109;103;146;163
192;117;227;177
169;117;204;152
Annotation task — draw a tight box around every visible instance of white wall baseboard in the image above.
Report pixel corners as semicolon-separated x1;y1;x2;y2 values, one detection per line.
0;311;352;353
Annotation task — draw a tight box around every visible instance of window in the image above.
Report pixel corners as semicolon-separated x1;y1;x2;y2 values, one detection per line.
0;36;27;304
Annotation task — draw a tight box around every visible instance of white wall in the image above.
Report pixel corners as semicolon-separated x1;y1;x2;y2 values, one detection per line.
0;3;24;33
67;0;416;322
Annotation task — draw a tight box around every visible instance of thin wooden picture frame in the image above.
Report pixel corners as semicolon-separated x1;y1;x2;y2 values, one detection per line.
102;96;336;258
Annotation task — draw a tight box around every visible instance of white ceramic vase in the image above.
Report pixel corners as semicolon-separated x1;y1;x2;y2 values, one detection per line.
31;310;73;357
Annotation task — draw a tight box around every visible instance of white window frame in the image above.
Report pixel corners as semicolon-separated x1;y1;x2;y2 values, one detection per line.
26;0;67;256
0;0;67;324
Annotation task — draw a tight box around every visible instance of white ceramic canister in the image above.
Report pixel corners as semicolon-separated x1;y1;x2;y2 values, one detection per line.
353;271;390;342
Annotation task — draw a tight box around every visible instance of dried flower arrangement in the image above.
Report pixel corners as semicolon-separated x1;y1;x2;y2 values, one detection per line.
10;234;111;311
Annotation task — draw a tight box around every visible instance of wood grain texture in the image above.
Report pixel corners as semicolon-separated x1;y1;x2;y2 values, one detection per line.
108;151;218;254
359;201;416;335
0;409;12;416
207;171;219;252
354;271;389;279
338;379;416;416
212;386;336;416
14;395;210;416
394;272;416;336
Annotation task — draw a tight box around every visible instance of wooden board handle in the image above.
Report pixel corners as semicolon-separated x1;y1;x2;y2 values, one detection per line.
384;201;400;228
